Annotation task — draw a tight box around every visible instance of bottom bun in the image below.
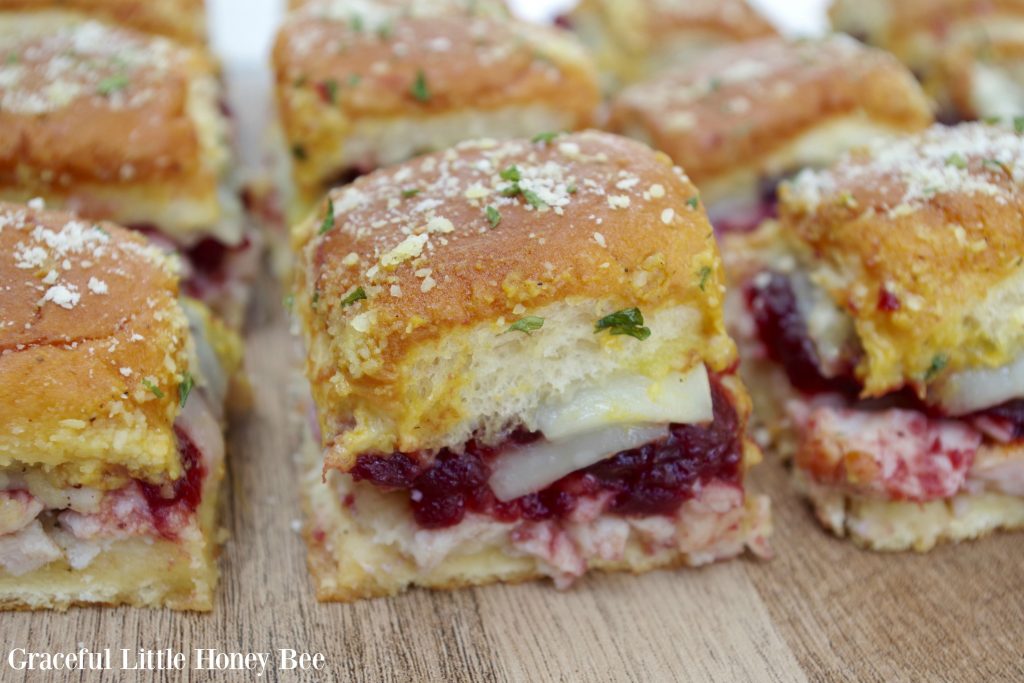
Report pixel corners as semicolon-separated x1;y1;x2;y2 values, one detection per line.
795;471;1024;552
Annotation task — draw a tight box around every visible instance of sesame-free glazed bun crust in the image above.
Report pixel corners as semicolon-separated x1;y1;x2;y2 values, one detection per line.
0;15;234;240
0;16;214;185
829;0;1024;47
779;123;1024;397
567;0;776;87
273;10;598;201
609;36;933;189
574;0;775;44
0;202;189;487
294;131;739;469
0;0;207;44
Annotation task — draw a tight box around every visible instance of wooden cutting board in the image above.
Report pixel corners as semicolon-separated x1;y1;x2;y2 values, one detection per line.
4;282;1022;683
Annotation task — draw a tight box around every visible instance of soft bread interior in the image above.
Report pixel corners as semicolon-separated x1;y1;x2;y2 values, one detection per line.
329;299;735;466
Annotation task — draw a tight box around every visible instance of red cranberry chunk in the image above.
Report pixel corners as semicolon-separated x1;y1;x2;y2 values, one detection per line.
584;381;742;515
139;426;206;539
746;271;857;396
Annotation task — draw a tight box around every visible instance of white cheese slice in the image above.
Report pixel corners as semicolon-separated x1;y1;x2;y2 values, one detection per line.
489;424;669;502
488;365;715;502
535;364;713;441
931;352;1024;416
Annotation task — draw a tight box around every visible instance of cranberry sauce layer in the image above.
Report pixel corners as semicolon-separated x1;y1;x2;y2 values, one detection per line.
712;174;788;235
749;270;1024;439
746;270;858;395
139;425;207;539
350;378;745;529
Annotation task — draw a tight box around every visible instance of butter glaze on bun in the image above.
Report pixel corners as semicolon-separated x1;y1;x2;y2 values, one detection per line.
0;201;189;486
293;130;740;470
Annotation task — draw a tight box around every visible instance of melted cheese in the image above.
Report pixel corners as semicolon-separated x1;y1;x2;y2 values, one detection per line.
535;364;712;440
489;424;669;502
489;365;714;501
932;352;1024;416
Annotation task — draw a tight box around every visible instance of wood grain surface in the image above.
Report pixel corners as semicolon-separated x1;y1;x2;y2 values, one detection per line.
3;274;1022;683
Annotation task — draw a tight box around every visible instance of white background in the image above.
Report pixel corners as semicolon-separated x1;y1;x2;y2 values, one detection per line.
209;0;831;166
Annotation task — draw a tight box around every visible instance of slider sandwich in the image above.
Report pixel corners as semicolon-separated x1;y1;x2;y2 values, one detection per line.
0;0;208;44
0;14;253;327
727;123;1024;551
292;130;771;601
562;0;776;92
272;0;600;220
830;0;1024;121
609;36;933;235
0;200;242;610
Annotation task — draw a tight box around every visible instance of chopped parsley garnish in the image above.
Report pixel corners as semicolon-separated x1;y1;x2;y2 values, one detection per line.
983;116;1002;125
485;205;501;227
698;266;712;292
411;69;431;102
686;195;700;209
350;13;364;32
93;225;109;237
501;184;522;197
348;74;362;87
594;308;651;341
319;198;335;235
505;316;545;335
377;22;392;40
1015;116;1024;134
178;372;195;408
567;183;577;194
340;286;367;307
291;144;308;161
311;290;320;308
320;78;339;104
5;52;18;65
97;74;130;96
522;188;546;209
532;131;561;144
925;354;948;381
945;153;968;169
142;379;165;399
499;165;522;182
401;188;420;198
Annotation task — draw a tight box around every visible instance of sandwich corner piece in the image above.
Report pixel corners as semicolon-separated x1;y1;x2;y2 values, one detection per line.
291;130;771;602
0;201;242;610
728;121;1024;552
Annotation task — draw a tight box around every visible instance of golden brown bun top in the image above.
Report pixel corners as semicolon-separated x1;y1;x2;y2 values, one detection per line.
287;0;508;18
0;16;214;186
0;0;207;43
272;9;599;150
609;36;934;185
779;123;1024;395
274;12;596;116
294;130;727;369
573;0;775;46
830;0;1024;38
0;200;192;485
